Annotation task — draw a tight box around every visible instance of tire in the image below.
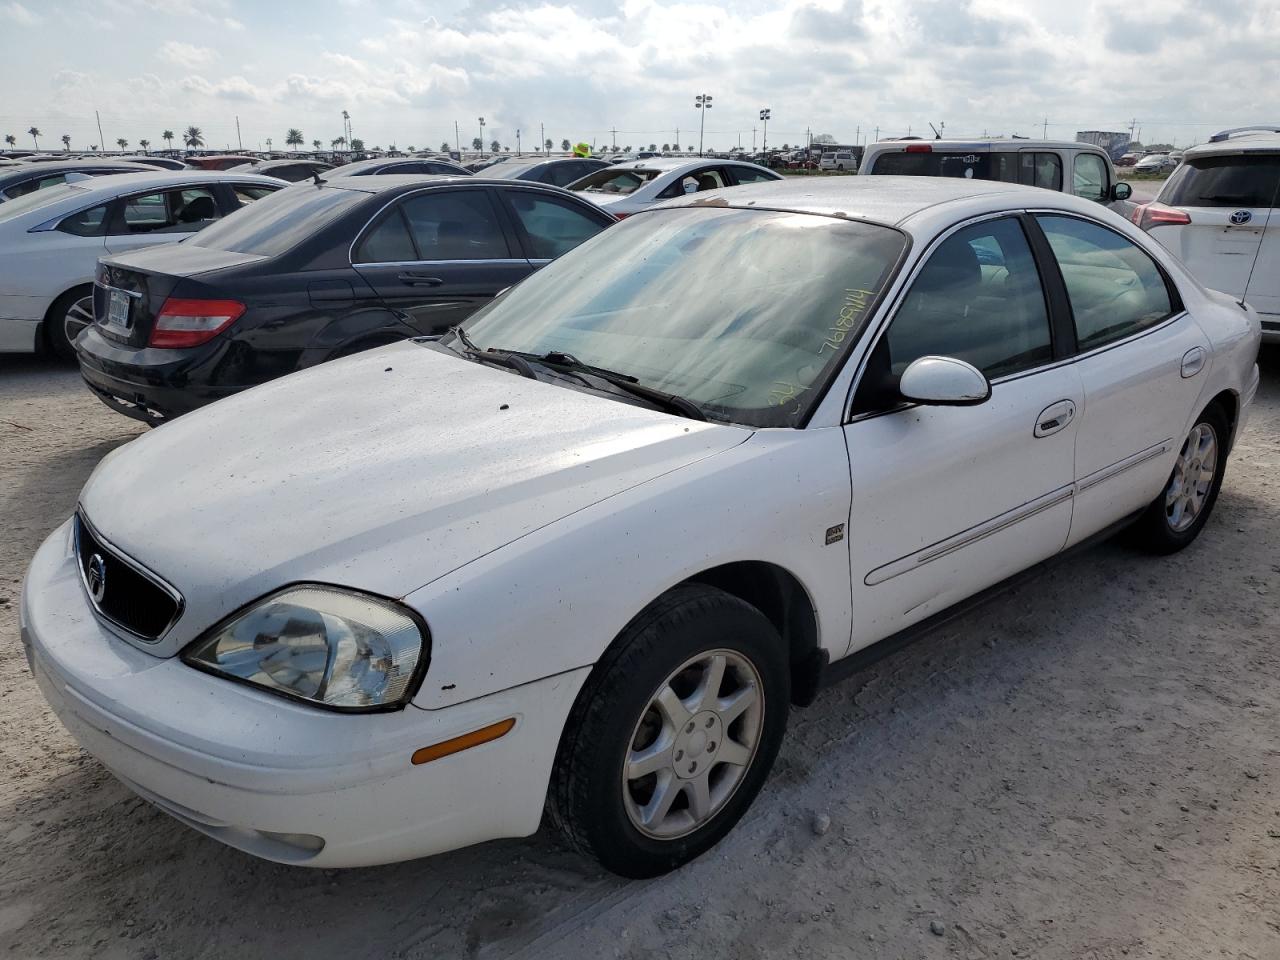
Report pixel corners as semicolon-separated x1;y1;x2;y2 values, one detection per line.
548;584;790;878
45;286;95;362
1130;403;1230;554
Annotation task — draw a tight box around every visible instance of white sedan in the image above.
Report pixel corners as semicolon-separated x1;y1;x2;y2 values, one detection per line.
22;177;1259;877
0;170;284;358
569;157;781;216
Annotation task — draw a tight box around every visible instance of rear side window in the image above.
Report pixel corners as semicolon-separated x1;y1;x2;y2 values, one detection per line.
729;166;778;185
871;151;991;179
57;204;109;237
884;217;1052;379
505;192;606;259
573;168;660;195
545;163;589;188
399;190;510;260
1160;154;1280;208
353;209;417;263
232;185;279;206
115;187;218;234
3;173;71;199
1073;154;1109;203
1036;215;1174;350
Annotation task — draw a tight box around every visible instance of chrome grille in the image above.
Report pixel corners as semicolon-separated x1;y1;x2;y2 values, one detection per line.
74;512;183;641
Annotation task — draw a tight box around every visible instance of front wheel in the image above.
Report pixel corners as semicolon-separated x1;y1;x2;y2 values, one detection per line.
1130;404;1229;553
548;585;789;877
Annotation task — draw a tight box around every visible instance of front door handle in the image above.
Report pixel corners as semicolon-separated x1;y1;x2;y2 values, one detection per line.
1034;399;1076;438
397;273;444;287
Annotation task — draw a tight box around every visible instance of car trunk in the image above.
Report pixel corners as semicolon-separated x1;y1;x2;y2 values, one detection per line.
94;246;266;349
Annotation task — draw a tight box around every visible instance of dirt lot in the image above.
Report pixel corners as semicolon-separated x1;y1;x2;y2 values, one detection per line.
1;348;1278;960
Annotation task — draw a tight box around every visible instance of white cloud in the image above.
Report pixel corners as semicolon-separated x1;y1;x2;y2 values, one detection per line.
2;1;40;25
159;41;218;67
182;74;262;101
224;17;245;30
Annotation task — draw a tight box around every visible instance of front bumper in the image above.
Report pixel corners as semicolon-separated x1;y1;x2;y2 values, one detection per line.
21;519;589;867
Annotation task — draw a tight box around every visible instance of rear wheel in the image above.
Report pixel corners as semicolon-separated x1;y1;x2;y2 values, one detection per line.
1130;404;1229;553
46;287;95;361
548;584;789;878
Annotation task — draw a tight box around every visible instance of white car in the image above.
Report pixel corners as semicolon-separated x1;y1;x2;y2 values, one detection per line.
0;171;284;357
1134;153;1179;174
1131;126;1280;342
22;177;1259;878
819;151;856;172
569;157;781;216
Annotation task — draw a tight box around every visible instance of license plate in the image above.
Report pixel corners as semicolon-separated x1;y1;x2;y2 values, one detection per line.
106;290;132;332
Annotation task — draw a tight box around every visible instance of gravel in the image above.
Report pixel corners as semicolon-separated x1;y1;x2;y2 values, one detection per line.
2;347;1278;959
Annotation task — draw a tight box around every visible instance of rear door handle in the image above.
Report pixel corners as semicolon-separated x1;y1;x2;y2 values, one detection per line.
397;273;444;287
1034;399;1076;438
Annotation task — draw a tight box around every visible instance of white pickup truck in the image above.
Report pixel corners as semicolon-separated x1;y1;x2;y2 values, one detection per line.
859;139;1134;214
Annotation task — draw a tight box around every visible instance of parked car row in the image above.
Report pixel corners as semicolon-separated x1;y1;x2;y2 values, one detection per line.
21;174;1260;880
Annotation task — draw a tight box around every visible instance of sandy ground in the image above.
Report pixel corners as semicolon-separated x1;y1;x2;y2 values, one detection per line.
1;347;1278;960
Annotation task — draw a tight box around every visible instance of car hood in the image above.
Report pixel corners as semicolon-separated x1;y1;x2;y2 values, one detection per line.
79;342;750;656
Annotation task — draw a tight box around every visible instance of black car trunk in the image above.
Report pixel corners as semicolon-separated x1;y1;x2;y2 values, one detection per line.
94;246;267;349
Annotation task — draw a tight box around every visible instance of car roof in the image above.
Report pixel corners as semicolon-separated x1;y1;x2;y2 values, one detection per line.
653;175;1102;231
318;174;591;196
0;170;286;215
0;159;154;178
867;138;1102;153
1185;130;1280;157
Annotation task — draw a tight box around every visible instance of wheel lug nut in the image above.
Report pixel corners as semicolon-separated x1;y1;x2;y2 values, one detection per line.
689;761;697;772
675;750;683;761
685;722;694;733
708;741;716;751
705;717;714;727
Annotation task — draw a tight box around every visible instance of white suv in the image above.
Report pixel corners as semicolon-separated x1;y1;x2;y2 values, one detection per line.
1132;127;1280;341
818;151;856;172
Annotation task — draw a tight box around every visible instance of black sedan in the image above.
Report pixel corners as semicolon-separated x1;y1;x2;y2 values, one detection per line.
481;157;609;187
227;158;334;182
330;157;472;177
75;176;616;424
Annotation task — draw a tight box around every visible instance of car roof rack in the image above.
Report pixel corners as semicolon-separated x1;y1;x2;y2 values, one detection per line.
1208;126;1280;143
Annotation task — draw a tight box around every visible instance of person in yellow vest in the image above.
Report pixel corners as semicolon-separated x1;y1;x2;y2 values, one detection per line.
573;142;591;158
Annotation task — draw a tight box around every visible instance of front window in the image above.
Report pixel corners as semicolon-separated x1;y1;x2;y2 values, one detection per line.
1073;153;1109;203
115;187;219;235
572;168;662;195
459;207;908;427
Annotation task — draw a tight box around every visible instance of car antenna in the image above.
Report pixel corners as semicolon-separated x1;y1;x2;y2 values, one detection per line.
312;171;326;186
1238;165;1280;308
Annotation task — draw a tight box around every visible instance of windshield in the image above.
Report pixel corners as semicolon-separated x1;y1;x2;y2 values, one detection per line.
0;182;90;221
189;184;364;257
460;207;907;427
572;168;662;194
1160;154;1280;207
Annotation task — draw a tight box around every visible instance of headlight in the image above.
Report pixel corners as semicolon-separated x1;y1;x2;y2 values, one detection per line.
182;585;428;711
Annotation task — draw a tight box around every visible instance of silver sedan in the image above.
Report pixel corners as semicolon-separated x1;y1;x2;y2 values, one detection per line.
569;157;781;217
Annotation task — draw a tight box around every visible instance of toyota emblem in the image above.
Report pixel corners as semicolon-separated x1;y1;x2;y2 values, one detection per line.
1229;210;1252;225
87;553;107;603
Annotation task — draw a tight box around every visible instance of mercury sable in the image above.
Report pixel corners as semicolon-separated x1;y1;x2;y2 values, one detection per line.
22;178;1260;878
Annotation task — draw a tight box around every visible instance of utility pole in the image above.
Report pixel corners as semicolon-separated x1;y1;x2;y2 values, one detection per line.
454;120;461;157
695;93;713;156
540;121;545;153
752;127;757;151
874;125;880;141
855;124;860;145
95;110;105;152
610;126;618;150
235;115;242;151
478;116;485;156
675;128;680;152
516;128;521;155
1042;117;1048;139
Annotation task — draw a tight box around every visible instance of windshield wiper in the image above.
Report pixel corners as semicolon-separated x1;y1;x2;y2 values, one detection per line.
530;351;707;421
447;326;537;379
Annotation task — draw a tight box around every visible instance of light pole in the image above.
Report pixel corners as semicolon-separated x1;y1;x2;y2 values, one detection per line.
342;110;351;151
695;93;713;157
759;108;771;155
478;117;485;157
516;128;521;155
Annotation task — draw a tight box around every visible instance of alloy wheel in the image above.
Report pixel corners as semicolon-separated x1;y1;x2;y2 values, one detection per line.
1165;422;1218;533
622;649;764;840
63;294;95;349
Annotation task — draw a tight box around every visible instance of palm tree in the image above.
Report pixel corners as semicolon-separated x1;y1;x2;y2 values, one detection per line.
28;127;40;149
648;143;657;152
4;134;15;150
440;141;450;153
350;138;364;152
89;145;98;152
61;134;71;152
265;138;273;151
560;138;571;152
139;139;150;154
662;143;670;151
471;137;482;151
545;138;553;152
490;139;500;154
312;139;321;151
163;129;175;151
331;136;346;150
116;138;128;151
286;128;303;151
183;126;204;152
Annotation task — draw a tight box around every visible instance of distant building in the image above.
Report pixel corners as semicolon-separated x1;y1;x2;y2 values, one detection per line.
1076;130;1131;161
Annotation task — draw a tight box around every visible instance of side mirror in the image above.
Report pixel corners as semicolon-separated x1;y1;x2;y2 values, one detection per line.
1112;182;1133;201
899;356;991;406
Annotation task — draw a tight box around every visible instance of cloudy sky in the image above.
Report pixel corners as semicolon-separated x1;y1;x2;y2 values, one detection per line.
2;0;1277;153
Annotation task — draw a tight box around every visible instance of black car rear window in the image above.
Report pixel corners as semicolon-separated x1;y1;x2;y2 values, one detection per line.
188;185;365;257
1160;154;1280;208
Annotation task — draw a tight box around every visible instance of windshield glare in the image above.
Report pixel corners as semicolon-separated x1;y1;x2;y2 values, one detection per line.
461;207;907;427
573;168;661;194
189;184;364;257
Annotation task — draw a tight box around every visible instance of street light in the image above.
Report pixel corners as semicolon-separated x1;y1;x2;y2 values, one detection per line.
342;109;351;151
478;117;485;157
695;93;713;157
759;108;771;155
